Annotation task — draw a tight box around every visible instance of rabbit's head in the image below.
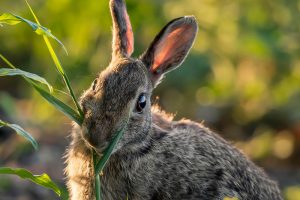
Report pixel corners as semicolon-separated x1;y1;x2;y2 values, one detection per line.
80;0;198;153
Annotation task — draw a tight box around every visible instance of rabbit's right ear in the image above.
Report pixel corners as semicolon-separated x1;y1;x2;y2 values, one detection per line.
141;16;198;87
110;0;134;58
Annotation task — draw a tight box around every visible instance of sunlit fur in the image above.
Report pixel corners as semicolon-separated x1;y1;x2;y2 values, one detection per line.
65;0;282;199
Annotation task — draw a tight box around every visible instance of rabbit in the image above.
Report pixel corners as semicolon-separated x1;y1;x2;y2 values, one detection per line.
65;0;283;199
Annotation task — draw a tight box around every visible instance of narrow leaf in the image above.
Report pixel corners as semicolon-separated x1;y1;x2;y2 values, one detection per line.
0;120;6;126
0;55;83;125
14;14;67;54
32;84;83;125
0;13;67;54
0;68;53;93
0;167;61;196
25;1;83;117
0;119;38;150
0;13;21;25
14;14;68;54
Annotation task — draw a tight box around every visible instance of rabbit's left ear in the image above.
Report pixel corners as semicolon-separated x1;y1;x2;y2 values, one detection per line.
110;0;134;58
141;16;198;86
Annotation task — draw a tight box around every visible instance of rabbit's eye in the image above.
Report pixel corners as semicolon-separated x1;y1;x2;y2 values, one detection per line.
136;94;146;113
92;79;98;91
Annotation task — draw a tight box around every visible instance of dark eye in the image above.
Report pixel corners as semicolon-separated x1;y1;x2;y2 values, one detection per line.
92;79;98;91
136;93;146;113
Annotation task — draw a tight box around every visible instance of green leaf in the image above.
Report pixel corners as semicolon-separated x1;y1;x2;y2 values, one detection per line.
0;167;61;196
0;13;67;54
0;55;83;125
25;1;83;118
32;83;83;125
0;120;38;150
0;68;53;93
0;13;21;25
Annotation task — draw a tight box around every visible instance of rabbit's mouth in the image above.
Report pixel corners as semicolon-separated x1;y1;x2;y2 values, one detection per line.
81;121;109;151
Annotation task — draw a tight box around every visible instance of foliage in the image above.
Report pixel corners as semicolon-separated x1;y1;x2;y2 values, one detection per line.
1;0;83;124
0;67;53;93
0;54;82;125
0;167;61;196
0;1;75;198
0;117;62;196
0;119;38;149
0;13;67;53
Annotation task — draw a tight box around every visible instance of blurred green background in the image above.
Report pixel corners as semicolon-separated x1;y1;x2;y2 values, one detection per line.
1;0;300;199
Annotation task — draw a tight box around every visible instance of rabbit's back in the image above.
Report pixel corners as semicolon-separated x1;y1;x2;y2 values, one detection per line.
101;109;282;200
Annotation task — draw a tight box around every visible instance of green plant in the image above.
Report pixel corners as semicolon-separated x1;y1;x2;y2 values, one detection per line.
0;167;61;196
0;119;38;149
1;1;128;199
0;118;62;196
0;0;81;198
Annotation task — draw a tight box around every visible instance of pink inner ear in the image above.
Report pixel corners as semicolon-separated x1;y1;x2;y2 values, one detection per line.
152;24;194;72
124;6;134;55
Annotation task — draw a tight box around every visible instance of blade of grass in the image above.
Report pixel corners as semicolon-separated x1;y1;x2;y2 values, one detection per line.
32;83;83;125
0;68;53;93
0;13;21;25
93;152;101;200
53;88;72;97
0;167;61;196
25;0;83;119
95;174;101;200
0;120;38;150
0;13;67;53
0;54;83;125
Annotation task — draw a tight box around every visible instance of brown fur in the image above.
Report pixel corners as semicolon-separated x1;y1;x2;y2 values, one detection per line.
65;0;283;199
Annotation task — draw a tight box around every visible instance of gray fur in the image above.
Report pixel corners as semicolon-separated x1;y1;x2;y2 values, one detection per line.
65;0;283;199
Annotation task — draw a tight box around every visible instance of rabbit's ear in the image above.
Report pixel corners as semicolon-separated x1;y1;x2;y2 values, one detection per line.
141;16;198;86
110;0;134;58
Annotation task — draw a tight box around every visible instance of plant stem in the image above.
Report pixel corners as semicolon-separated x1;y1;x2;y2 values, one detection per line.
25;0;84;119
0;54;83;125
0;54;16;69
43;37;84;118
95;174;101;200
93;152;101;200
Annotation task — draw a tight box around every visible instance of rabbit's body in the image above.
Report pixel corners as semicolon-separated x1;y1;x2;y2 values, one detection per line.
67;108;282;200
65;0;283;199
102;110;282;200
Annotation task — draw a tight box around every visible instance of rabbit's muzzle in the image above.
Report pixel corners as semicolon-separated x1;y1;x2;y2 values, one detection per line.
81;115;116;152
